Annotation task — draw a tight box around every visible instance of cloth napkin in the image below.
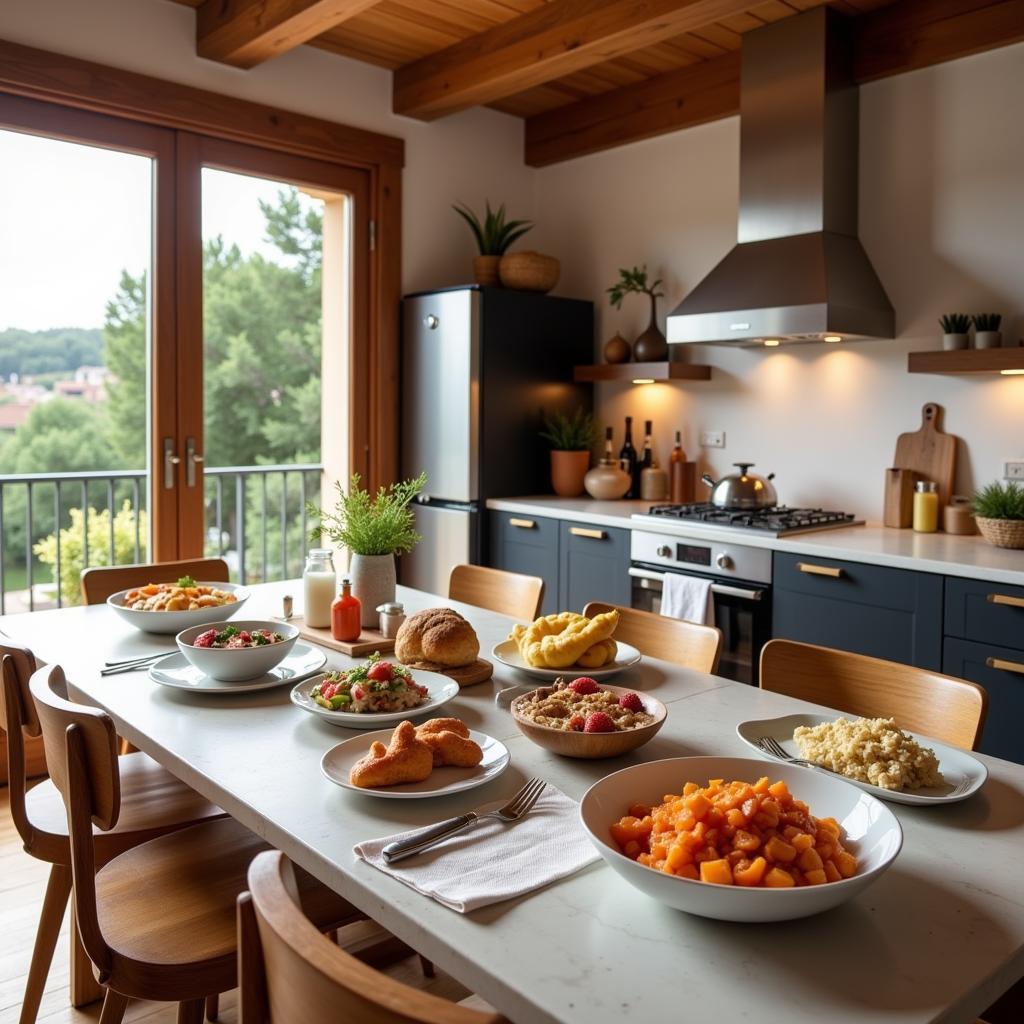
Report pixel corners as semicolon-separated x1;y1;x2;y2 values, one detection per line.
660;572;715;626
353;785;599;913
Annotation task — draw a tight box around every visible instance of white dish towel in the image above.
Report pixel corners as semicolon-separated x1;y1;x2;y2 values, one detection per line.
353;785;599;913
660;572;715;626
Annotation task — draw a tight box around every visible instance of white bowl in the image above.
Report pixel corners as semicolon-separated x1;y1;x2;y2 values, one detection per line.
176;620;299;681
108;581;249;635
579;756;902;923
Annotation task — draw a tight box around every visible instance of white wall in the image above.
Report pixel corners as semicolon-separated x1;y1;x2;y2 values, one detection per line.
533;43;1024;517
0;0;537;295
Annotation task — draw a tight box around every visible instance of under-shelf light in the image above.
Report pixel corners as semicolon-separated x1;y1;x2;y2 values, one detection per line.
823;334;842;343
763;338;781;347
632;377;656;385
1000;369;1024;376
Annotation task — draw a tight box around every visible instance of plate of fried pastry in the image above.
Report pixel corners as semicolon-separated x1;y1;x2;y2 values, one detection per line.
492;609;641;680
320;717;510;798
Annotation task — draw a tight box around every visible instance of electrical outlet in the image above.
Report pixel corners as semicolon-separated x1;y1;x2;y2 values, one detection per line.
700;430;726;449
1005;460;1024;481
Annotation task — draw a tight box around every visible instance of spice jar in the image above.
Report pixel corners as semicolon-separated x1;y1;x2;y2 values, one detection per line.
913;481;939;533
331;578;362;642
376;602;406;639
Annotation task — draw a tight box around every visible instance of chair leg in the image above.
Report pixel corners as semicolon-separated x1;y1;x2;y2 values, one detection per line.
178;998;206;1024
205;993;219;1020
98;989;129;1024
70;903;105;1007
19;864;72;1024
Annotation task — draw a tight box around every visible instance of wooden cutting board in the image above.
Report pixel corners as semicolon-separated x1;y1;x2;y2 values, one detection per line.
279;614;395;657
399;657;494;687
892;403;957;509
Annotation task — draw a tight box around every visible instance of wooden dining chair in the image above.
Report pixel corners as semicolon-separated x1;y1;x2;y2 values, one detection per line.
239;850;509;1024
448;564;544;620
80;557;231;605
582;601;723;674
29;662;363;1024
759;639;988;749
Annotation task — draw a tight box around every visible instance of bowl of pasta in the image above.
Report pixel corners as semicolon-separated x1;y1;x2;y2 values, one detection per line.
107;576;249;634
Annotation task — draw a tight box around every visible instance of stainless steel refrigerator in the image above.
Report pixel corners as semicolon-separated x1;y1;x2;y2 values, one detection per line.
400;286;593;594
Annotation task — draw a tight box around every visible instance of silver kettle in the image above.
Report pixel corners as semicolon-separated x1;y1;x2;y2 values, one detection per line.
701;463;778;510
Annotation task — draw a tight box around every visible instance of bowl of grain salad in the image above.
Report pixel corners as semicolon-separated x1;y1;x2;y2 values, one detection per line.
510;677;666;759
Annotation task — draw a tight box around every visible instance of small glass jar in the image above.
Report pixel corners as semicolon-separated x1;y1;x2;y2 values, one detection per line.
913;480;939;533
376;601;406;639
303;548;336;628
331;578;362;642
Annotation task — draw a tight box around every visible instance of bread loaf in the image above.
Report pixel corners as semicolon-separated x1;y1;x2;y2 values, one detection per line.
394;608;479;668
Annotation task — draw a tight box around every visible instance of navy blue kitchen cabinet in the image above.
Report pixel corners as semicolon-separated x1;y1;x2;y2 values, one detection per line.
487;511;560;615
558;521;632;613
772;553;943;669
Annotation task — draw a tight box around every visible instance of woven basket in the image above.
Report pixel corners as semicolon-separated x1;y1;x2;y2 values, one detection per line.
498;251;560;293
975;516;1024;549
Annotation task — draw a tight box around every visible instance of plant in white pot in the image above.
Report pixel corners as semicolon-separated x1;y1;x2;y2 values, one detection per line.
971;481;1024;550
972;312;1002;349
309;472;426;627
939;313;970;350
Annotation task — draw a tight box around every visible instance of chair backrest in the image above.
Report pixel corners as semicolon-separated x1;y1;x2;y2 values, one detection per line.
240;851;509;1024
2;650;38;848
80;557;230;605
582;601;723;674
0;636;39;737
759;639;988;749
448;564;544;621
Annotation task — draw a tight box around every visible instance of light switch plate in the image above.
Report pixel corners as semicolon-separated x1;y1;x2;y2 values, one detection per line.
700;430;726;448
1004;460;1024;481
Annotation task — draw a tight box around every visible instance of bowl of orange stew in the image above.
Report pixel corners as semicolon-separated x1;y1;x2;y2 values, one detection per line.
579;756;902;922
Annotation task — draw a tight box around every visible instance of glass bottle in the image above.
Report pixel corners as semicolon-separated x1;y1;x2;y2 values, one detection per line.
640;420;654;469
913;481;939;533
331;577;362;642
669;430;688;503
619;416;638;498
302;548;336;628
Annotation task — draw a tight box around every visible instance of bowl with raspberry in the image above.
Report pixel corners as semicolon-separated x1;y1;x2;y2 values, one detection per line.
176;619;300;680
510;677;666;759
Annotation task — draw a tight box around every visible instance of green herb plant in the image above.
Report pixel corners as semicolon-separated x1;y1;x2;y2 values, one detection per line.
972;313;1002;331
539;409;599;452
607;265;665;311
308;472;426;556
177;575;196;588
939;313;971;334
452;201;533;256
972;481;1024;521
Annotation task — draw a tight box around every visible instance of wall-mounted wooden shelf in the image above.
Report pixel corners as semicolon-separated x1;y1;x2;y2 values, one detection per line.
908;348;1024;376
573;361;712;383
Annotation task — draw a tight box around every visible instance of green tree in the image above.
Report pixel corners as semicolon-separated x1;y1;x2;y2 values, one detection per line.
103;270;148;468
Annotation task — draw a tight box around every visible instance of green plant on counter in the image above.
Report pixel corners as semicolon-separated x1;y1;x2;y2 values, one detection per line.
308;472;426;556
939;313;970;334
971;481;1024;521
607;265;665;310
972;313;1002;331
539;409;599;452
452;201;533;256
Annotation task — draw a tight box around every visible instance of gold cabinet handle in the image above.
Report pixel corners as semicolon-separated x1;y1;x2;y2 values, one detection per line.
508;517;536;529
570;527;606;540
988;594;1024;609
987;656;1024;675
797;562;844;578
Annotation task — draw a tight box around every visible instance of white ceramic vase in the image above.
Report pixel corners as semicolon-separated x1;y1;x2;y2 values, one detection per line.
349;553;396;628
942;332;968;351
975;330;1002;349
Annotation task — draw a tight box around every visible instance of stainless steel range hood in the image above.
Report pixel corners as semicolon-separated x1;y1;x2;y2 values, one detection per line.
667;7;894;346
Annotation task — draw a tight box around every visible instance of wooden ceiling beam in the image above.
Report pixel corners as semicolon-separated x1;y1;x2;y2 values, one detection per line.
392;0;768;120
197;0;383;68
525;0;1024;166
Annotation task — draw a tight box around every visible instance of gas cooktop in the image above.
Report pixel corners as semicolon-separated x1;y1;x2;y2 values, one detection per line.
636;503;864;537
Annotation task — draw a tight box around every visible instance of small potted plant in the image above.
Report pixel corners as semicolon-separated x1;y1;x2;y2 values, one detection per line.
971;481;1024;549
309;472;426;626
972;313;1002;349
540;409;599;497
453;201;533;288
939;313;970;350
608;265;667;361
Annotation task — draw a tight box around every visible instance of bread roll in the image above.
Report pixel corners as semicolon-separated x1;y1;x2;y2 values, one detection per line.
394;607;479;668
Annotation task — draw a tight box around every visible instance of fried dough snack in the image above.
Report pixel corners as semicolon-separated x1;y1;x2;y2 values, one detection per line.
512;610;620;669
349;721;433;788
415;718;483;768
575;638;618;668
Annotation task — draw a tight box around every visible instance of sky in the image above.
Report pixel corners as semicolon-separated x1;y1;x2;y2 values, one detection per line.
0;127;312;332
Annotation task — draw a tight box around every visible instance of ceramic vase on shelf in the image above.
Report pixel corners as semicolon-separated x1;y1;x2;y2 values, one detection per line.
473;255;501;288
349;553;396;628
603;332;632;364
585;459;631;499
550;450;590;497
975;331;1002;349
942;332;968;351
633;293;668;361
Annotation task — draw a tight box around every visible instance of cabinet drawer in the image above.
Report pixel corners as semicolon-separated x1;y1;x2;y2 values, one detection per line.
558;521;631;612
487;511;559;615
944;578;1024;652
943;636;1024;764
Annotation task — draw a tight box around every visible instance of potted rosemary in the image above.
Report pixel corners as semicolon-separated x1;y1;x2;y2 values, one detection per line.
608;265;667;361
939;313;970;351
972;481;1024;549
540;409;599;497
309;472;426;626
453;201;533;288
972;313;1002;349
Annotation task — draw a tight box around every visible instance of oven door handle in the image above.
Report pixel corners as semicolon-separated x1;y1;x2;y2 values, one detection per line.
628;567;765;602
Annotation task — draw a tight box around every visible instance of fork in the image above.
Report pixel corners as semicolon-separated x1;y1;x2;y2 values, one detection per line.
757;735;840;774
382;777;546;864
100;653;172;676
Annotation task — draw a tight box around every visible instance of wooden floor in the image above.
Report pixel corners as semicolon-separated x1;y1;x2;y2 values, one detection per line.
0;786;471;1023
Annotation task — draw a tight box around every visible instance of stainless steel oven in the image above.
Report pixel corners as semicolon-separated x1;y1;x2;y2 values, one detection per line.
630;531;773;686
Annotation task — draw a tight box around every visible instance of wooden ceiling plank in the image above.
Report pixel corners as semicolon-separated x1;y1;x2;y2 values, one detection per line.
392;0;769;119
196;0;384;68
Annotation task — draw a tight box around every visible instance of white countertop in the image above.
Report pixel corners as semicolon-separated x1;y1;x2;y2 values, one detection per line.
486;497;1024;586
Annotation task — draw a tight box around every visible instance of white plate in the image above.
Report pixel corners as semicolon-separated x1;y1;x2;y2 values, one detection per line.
321;728;510;798
291;669;460;728
491;638;642;680
108;581;249;634
736;713;988;806
149;642;326;693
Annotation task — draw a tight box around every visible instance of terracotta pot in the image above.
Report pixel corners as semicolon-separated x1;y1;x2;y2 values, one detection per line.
499;251;560;292
550;450;590;497
603;332;632;364
473;255;502;288
349;553;396;627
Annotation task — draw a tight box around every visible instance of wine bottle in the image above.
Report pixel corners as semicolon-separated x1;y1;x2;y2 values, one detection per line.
670;430;688;503
641;420;654;469
602;425;615;462
619;416;637;498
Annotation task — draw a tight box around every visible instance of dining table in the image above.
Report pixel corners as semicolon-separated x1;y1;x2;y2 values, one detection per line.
3;578;1024;1024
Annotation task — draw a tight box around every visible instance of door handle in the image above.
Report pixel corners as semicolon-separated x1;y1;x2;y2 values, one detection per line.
163;438;180;490
509;518;536;529
987;656;1024;675
797;562;844;578
988;594;1024;609
570;527;606;540
186;437;204;488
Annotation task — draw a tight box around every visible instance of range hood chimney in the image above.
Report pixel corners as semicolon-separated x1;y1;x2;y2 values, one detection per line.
667;7;894;346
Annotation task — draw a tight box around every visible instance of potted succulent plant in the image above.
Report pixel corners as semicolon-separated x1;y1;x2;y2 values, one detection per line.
540;409;599;497
939;313;970;351
972;313;1003;349
971;481;1024;549
308;472;426;626
453;201;533;288
608;265;667;361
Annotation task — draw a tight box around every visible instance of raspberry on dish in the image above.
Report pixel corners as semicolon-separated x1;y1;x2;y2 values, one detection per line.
567;676;600;695
568;714;586;731
618;692;644;713
583;711;616;733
